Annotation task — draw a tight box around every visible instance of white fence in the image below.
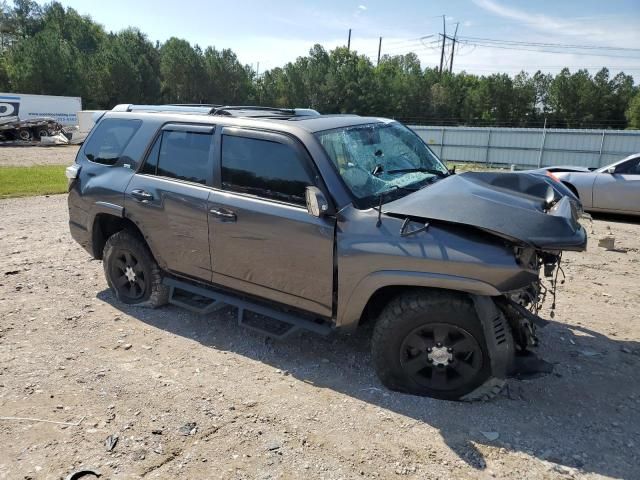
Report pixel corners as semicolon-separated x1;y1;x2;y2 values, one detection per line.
409;126;640;169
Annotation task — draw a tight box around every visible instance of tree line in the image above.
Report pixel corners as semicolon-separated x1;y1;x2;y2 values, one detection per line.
1;0;639;129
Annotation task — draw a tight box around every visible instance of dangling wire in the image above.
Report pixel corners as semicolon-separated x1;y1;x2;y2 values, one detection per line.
549;253;565;318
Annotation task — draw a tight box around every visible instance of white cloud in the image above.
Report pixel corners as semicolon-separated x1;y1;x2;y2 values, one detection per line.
472;0;637;47
358;5;367;11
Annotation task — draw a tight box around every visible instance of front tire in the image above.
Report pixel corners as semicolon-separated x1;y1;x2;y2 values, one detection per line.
103;230;169;308
371;291;495;400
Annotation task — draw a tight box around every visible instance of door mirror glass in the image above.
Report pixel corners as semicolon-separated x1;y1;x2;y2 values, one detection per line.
305;186;331;217
606;166;616;174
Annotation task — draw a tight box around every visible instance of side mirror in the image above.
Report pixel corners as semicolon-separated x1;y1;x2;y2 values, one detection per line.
448;165;456;175
607;166;616;174
305;186;331;217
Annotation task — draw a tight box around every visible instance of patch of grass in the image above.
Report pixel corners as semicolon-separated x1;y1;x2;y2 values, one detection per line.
0;165;67;199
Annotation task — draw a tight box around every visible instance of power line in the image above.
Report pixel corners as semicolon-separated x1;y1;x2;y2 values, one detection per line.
458;36;640;53
457;40;640;60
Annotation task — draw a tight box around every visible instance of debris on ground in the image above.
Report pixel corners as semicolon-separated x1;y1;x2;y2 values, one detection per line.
64;469;101;480
178;422;197;436
598;235;615;250
104;434;118;452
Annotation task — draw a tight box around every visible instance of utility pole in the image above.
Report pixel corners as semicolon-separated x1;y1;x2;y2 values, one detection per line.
377;37;382;65
347;29;351;51
449;22;459;73
439;15;446;74
256;62;260;78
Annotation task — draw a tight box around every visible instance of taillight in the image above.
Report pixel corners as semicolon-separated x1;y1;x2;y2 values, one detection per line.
65;164;81;189
546;171;560;183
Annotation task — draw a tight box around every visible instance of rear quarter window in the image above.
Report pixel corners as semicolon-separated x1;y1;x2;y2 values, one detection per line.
83;118;142;165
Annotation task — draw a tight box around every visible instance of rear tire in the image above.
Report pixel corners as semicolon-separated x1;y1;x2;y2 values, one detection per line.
371;291;495;401
103;230;169;308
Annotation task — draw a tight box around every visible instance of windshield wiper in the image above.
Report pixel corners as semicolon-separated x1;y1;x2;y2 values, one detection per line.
385;167;448;177
374;185;419;228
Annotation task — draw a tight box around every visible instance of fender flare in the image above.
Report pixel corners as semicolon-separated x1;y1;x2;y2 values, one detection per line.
337;270;501;330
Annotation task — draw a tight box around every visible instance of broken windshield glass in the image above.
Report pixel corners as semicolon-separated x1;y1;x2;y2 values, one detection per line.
316;122;448;206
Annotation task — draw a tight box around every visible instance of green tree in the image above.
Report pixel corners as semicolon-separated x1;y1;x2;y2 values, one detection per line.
202;46;253;104
626;91;640;129
94;28;160;107
159;37;204;103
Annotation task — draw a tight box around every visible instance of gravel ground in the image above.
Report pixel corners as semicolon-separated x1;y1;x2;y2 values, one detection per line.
0;146;79;167
0;194;639;480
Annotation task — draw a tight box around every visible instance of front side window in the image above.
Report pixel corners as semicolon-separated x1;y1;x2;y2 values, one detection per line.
616;157;640;175
221;135;314;205
142;129;212;185
316;122;448;206
84;118;142;165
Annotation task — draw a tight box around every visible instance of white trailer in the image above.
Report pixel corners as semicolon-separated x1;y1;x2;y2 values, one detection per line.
0;92;82;126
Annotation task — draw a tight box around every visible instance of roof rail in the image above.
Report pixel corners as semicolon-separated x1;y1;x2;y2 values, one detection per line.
211;106;320;117
111;104;216;114
169;103;223;108
110;104;321;118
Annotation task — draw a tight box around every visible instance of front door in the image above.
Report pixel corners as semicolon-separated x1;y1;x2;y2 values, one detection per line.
208;127;335;318
125;123;215;281
593;156;640;213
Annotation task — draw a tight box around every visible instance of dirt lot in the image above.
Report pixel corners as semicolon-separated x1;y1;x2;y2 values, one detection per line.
0;193;639;480
0;146;79;167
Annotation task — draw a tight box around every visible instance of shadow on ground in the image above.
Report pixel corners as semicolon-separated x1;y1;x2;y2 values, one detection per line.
589;212;640;226
99;289;639;478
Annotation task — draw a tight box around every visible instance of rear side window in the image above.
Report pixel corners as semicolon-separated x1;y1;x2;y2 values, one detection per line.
84;118;141;165
141;130;213;185
221;135;313;205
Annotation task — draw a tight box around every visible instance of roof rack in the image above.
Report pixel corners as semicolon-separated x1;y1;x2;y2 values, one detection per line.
111;104;321;118
211;106;320;118
111;104;216;114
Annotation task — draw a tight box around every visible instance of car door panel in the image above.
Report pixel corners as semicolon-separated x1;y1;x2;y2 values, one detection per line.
208;128;335;318
592;158;640;213
208;190;335;316
125;176;212;280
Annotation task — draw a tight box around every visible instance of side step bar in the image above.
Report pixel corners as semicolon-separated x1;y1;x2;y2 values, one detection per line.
163;277;333;339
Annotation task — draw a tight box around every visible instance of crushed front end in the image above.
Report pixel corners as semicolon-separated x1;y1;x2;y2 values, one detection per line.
497;246;573;378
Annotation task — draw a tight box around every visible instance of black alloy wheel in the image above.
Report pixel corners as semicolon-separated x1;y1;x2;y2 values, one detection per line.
109;248;147;302
399;322;483;392
102;230;169;307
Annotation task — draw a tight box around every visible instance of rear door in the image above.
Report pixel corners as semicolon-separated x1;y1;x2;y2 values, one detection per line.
592;156;640;213
124;123;215;281
207;127;335;317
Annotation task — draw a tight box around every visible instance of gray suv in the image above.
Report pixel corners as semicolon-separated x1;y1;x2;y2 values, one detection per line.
67;105;587;401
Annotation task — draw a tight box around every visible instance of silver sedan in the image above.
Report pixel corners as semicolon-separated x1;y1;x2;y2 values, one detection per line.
542;153;640;216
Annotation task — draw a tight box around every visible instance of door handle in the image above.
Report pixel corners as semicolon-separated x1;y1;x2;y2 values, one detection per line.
209;208;237;222
131;189;154;201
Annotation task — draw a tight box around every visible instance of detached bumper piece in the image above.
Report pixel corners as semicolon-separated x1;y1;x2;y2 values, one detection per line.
163;277;332;340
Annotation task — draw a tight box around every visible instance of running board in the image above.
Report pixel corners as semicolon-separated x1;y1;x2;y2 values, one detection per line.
163;277;333;339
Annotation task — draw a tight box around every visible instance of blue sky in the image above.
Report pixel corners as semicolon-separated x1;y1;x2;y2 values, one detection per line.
43;0;640;77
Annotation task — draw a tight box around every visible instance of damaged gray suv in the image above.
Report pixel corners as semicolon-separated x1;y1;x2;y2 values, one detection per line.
67;104;587;401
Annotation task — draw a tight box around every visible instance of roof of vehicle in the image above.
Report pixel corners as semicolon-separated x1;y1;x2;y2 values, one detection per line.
105;106;390;134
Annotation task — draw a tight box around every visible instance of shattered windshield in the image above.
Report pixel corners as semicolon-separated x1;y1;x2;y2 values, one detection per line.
316;122;448;206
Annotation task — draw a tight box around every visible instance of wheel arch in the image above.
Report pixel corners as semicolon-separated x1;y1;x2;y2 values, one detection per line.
337;270;501;330
91;213;146;260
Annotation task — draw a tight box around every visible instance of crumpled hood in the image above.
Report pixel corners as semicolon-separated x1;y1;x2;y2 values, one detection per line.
384;172;587;251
